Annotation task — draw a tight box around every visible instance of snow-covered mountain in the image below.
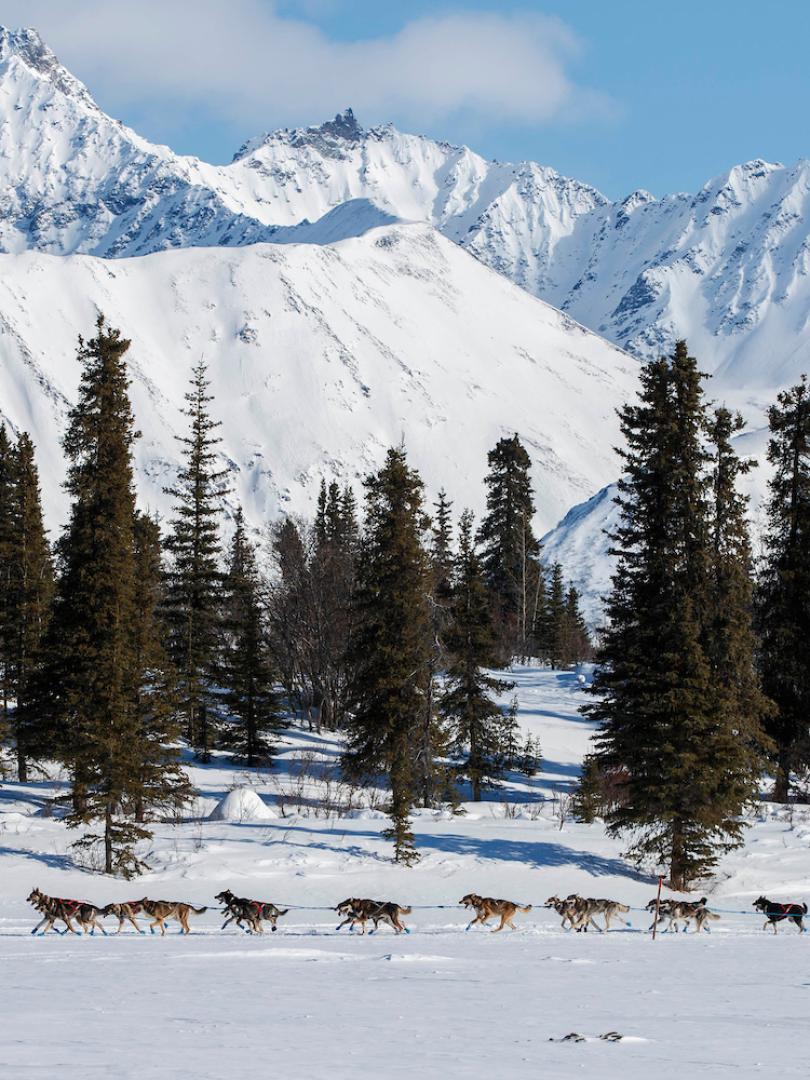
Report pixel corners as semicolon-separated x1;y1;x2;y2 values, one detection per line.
4;24;810;405
0;224;638;536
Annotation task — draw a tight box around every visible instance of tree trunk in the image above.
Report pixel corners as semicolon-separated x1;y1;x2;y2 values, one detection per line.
17;743;28;784
772;750;791;803
104;805;114;875
669;823;687;892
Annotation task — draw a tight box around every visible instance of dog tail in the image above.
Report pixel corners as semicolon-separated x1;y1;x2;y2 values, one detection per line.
278;908;289;916
520;904;533;914
803;903;808;915
192;906;208;915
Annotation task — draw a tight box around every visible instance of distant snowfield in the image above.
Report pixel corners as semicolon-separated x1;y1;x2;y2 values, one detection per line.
2;667;808;1078
0;225;638;538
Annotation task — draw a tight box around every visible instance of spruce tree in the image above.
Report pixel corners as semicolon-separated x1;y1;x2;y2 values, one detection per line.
430;489;455;601
47;317;147;875
757;377;810;799
131;511;192;823
477;434;539;659
586;342;765;889
441;511;512;800
563;586;592;665
220;509;283;765
0;425;14;732
546;563;567;668
6;433;54;780
344;447;432;864
411;488;455;809
705;408;771;774
164;361;228;760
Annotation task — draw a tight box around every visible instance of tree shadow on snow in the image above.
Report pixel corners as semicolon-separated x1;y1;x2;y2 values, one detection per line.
256;823;652;883
411;832;652;882
0;844;75;872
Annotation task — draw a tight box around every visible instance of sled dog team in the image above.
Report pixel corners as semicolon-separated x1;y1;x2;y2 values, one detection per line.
25;886;808;936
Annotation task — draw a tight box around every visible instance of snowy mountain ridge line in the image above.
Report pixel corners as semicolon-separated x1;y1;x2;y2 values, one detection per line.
0;224;639;541
4;25;810;404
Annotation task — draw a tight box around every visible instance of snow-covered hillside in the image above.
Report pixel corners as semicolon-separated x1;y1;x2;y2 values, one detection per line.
0;224;638;533
4;24;810;399
2;665;808;1079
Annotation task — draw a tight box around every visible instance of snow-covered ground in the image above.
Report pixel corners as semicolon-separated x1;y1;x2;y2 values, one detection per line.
2;667;809;1079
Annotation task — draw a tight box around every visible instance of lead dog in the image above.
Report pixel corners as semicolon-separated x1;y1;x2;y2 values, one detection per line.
335;898;411;934
459;893;532;932
753;896;807;933
138;898;207;935
27;887;107;936
215;889;289;934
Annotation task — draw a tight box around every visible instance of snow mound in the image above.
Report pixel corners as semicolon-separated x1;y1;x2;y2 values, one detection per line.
208;787;277;822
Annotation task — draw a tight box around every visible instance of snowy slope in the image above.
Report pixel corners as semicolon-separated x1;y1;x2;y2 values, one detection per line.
0;223;638;534
4;24;810;403
2;665;809;1079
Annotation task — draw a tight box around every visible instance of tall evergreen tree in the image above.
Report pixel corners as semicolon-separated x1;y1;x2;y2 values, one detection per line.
477;434;540;659
587;342;765;889
0;425;14;733
344;447;432;864
757;377;810;799
562;586;592;666
546;563;567;667
6;433;54;781
430;489;455;601
534;566;591;666
46;317;148;875
706;409;772;780
131;511;192;823
441;511;512;800
164;361;228;760
220;509;283;764
410;488;455;809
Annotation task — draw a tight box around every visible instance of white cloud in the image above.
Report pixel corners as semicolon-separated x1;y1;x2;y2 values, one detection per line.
2;1;608;137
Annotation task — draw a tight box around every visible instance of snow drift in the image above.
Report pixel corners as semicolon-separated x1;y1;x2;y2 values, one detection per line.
208;787;276;822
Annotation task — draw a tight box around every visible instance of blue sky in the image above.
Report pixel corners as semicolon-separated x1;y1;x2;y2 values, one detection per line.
9;0;809;198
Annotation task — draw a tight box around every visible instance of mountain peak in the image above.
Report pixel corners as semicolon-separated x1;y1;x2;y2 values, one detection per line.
0;26;46;63
317;108;362;141
0;25;98;109
232;108;365;162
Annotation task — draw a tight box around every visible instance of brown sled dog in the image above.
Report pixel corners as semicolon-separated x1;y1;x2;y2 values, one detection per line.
215;889;289;934
335;898;412;934
138;898;208;935
646;896;719;933
564;895;632;932
101;901;148;934
460;893;532;932
27;887;108;936
545;895;591;931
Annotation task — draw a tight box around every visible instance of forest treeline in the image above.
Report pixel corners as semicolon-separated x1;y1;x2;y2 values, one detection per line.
0;318;585;873
1;324;808;885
